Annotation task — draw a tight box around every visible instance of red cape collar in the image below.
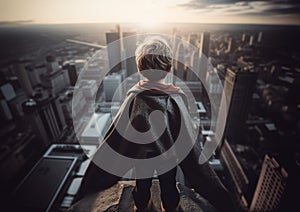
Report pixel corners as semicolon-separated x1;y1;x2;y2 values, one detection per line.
132;80;180;93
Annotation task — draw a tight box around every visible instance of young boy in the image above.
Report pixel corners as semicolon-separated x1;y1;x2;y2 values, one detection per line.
130;37;181;212
75;37;234;212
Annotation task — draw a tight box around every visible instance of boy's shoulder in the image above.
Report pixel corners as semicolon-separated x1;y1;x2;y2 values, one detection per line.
126;86;189;108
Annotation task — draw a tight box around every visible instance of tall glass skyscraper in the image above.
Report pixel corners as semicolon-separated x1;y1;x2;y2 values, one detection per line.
106;32;122;73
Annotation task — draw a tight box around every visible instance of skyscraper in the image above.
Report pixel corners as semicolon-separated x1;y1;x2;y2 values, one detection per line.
188;33;198;47
217;68;257;144
0;82;16;101
199;32;210;83
46;70;70;96
27;65;42;87
225;36;237;53
65;62;78;86
15;62;33;97
0;83;15;123
103;74;123;102
174;41;185;81
220;139;249;210
250;155;288;211
171;28;180;53
249;35;254;47
79;79;98;99
199;32;210;58
80;113;112;145
207;68;223;96
45;55;60;74
241;33;247;43
122;32;138;77
0;99;13;122
186;49;200;81
106;32;122;73
22;95;65;146
257;32;263;43
34;64;48;82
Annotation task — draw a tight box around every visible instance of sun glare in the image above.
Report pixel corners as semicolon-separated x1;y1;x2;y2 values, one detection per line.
138;18;160;29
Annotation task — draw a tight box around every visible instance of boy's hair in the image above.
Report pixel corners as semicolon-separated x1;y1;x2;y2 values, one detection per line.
135;37;173;81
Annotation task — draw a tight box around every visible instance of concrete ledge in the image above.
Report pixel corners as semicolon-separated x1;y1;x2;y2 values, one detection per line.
69;180;217;212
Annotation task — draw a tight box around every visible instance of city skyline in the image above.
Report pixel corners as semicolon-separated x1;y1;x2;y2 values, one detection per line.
0;20;299;211
0;0;300;26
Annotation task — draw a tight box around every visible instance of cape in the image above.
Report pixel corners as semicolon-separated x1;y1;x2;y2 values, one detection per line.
75;82;235;211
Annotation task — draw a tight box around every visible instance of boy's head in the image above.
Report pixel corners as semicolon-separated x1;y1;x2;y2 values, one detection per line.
135;37;173;81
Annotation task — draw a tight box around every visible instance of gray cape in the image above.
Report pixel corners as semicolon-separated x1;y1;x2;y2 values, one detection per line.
75;87;234;211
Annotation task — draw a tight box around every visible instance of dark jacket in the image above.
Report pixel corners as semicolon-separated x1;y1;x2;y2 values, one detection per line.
75;86;234;211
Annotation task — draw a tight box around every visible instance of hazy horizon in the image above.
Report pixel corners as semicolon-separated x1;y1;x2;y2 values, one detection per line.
1;20;300;27
1;0;299;26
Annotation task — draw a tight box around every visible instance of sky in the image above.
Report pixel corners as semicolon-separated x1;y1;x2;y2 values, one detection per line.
0;0;299;25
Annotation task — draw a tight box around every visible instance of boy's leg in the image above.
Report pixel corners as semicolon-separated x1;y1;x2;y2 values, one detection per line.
158;167;180;211
133;172;153;210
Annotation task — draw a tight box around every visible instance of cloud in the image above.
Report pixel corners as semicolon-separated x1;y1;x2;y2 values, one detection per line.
178;0;251;10
178;0;300;16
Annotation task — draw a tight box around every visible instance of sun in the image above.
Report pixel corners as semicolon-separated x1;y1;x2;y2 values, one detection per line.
138;19;159;29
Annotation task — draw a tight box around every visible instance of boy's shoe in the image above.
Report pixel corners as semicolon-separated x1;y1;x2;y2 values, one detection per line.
161;202;180;212
133;199;153;212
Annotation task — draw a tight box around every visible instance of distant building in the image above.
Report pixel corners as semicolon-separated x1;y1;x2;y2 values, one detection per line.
199;32;210;83
250;155;288;211
220;139;249;210
45;70;70;96
199;32;210;58
64;62;78;86
34;64;48;82
7;89;28;118
122;32;138;77
0;129;40;192
81;51;107;79
78;79;98;99
15;62;33;97
249;35;254;47
207;69;223;96
106;32;122;73
0;82;16;101
0;82;16;126
110;104;121;119
241;33;249;44
71;90;89;135
0;99;13;122
22;96;65;146
46;55;60;74
217;68;257;144
80;113;112;145
257;32;263;43
174;41;185;81
171;29;181;53
225;36;236;53
186;50;200;81
175;81;202;115
61;89;86;121
27;65;42;87
241;33;246;42
103;74;123;102
58;89;74;125
188;33;198;47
